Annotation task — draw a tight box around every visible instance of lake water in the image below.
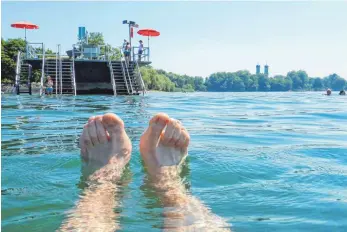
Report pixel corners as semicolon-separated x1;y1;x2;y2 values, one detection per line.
1;92;347;232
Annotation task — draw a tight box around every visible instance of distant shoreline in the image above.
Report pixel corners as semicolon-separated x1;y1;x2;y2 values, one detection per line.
1;83;335;95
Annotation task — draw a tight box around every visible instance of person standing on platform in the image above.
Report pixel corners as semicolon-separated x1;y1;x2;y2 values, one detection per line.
138;40;144;62
124;42;131;66
122;39;127;53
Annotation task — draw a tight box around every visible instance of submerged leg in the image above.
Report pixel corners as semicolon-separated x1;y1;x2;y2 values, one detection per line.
59;113;132;232
140;113;231;231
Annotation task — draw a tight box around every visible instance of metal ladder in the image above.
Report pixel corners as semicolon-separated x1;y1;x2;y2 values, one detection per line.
119;49;134;94
40;45;46;96
133;58;146;95
43;45;76;95
108;59;117;96
123;60;134;94
14;51;33;95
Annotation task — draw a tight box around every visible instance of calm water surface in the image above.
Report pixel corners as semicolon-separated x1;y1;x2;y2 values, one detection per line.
2;92;347;231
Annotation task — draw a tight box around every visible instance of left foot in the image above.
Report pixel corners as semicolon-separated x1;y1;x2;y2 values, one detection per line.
79;113;132;173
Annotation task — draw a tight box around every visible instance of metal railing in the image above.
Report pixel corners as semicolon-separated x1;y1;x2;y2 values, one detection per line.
59;45;63;95
15;51;21;87
108;60;117;96
133;58;146;95
120;57;130;94
124;59;134;94
69;44;109;61
26;45;37;59
26;42;44;59
132;46;150;62
26;64;32;95
72;48;77;96
40;45;46;96
55;45;58;95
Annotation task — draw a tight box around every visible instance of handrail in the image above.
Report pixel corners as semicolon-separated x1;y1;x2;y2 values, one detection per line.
119;46;134;94
72;46;77;96
132;46;150;62
124;60;134;94
120;58;130;94
26;45;36;59
134;58;146;95
40;45;46;96
119;49;130;94
26;42;44;59
27;64;32;95
59;45;63;95
55;45;58;95
108;60;117;96
15;51;21;87
27;42;45;45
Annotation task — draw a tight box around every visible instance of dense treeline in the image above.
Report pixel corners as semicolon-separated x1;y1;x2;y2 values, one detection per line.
205;70;347;92
140;67;206;92
2;38;346;92
140;67;346;92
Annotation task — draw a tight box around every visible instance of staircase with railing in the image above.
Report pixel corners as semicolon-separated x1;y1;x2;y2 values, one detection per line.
108;60;146;95
109;61;130;95
105;48;146;95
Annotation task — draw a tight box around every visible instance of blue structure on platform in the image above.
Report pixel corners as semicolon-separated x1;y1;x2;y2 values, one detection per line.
78;27;87;41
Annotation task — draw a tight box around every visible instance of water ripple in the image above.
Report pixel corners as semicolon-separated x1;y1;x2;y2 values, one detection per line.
2;92;347;231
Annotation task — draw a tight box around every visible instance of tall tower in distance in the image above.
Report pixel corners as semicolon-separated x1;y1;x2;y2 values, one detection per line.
264;64;269;77
256;64;260;75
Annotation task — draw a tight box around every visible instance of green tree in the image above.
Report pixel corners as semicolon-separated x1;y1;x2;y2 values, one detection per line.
236;70;251;90
287;70;309;90
87;32;105;45
312;77;324;90
35;47;54;55
324;74;346;91
248;75;259;91
1;38;26;82
284;77;293;91
140;66;175;91
105;44;121;60
232;76;246;91
193;77;207;91
257;74;271;91
287;71;301;90
270;75;287;91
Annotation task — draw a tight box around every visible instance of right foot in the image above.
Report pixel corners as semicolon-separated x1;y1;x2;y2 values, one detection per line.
140;113;190;177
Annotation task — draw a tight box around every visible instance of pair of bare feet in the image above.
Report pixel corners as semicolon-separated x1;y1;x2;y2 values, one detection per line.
79;112;190;182
65;113;230;231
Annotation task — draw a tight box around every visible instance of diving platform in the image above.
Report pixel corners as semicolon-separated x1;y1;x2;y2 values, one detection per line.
14;42;150;96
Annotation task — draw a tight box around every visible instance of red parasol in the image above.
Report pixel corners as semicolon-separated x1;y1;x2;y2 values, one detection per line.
137;29;160;47
11;21;39;42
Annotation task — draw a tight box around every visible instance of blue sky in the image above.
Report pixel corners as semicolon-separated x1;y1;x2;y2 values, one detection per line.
2;1;347;78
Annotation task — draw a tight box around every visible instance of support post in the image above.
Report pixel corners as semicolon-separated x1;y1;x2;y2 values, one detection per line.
56;45;58;95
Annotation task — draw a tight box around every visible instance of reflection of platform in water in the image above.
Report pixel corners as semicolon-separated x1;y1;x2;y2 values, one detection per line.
15;42;149;96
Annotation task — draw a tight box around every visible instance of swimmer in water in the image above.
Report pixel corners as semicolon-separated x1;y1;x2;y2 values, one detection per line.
325;88;332;96
339;90;346;95
59;113;231;231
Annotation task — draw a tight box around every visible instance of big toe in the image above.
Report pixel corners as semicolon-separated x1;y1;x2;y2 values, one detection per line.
102;113;125;136
146;113;170;140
